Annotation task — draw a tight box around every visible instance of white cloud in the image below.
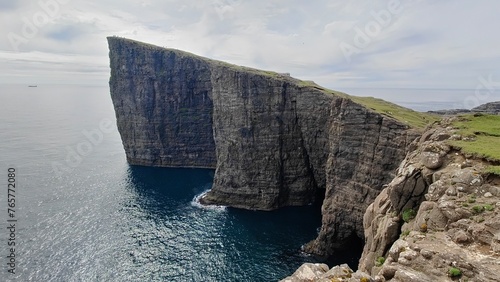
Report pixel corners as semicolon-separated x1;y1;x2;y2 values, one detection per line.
0;0;499;91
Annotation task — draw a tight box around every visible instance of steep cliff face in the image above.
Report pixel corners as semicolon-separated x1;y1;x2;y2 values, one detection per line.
303;99;420;256
108;38;216;168
202;65;340;209
107;37;423;256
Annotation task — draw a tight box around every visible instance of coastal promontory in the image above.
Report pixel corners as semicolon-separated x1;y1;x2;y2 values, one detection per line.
107;36;431;259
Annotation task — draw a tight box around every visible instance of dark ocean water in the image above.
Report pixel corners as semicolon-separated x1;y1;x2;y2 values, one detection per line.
0;85;490;281
0;85;326;281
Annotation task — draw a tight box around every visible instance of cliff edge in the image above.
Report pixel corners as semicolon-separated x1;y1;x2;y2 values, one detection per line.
107;37;429;257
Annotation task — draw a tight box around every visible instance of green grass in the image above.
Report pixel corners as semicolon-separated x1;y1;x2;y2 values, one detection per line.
349;96;440;129
448;267;462;278
486;165;500;175
468;194;477;203
296;82;438;129
375;256;386;267
472;205;484;214
400;230;411;239
448;115;500;162
484;204;494;211
402;208;417;223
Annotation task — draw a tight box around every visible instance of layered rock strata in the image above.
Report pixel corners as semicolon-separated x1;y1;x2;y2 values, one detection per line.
108;37;419;256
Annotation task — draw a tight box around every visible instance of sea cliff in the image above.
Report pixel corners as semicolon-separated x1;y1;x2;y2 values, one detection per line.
107;37;427;258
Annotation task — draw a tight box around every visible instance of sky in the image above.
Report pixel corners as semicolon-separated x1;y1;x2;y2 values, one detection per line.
1;0;500;95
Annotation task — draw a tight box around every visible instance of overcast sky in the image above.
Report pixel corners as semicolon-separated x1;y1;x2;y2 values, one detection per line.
1;0;500;92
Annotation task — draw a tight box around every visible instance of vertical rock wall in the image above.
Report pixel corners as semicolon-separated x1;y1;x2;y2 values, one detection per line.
201;65;335;210
303;98;420;256
108;38;216;168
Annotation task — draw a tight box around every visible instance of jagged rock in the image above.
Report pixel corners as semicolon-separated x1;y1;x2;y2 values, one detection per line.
304;100;417;256
428;109;471;115
471;101;500;114
388;170;427;212
281;263;372;282
358;120;500;280
321;264;353;279
393;267;435;282
451;229;471;244
379;265;397;280
451;168;483;188
420;152;443;169
425;180;448;201
387;239;409;262
438;199;472;222
280;263;329;282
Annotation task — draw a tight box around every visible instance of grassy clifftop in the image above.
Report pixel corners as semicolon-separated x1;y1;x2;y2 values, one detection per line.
448;115;500;167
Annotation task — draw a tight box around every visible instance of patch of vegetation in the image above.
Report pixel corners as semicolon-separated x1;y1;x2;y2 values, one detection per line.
484;204;494;211
448;115;500;162
467;195;477;203
400;230;411;239
472;205;484;214
375;256;386;267
486;165;500;176
448;267;462;278
359;277;370;282
402;208;417;223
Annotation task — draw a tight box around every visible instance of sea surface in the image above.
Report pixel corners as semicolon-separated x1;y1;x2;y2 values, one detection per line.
0;85;490;281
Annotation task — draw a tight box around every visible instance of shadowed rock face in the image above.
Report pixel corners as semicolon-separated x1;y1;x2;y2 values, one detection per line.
108;38;216;168
107;36;418;256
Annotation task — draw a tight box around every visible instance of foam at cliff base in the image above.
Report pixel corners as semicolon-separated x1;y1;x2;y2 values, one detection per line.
191;190;227;211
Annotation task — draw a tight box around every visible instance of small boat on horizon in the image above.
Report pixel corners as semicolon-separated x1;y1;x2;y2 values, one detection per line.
28;85;37;87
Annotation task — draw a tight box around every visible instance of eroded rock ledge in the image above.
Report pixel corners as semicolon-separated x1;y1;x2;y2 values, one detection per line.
108;37;420;257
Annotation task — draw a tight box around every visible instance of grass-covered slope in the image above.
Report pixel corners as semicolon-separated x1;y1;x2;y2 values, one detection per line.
448;114;500;166
349;96;439;129
295;80;439;129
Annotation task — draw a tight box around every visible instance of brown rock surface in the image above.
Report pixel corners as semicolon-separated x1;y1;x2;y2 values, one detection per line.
359;119;500;281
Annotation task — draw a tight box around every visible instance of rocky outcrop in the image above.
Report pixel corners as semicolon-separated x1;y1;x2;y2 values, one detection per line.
472;101;500;115
358;118;500;281
280;263;371;282
108;37;419;257
428;109;471;116
286;118;500;281
428;101;500;116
